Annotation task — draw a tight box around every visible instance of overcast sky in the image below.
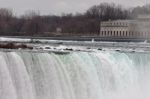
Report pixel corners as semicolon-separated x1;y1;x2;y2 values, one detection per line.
0;0;148;16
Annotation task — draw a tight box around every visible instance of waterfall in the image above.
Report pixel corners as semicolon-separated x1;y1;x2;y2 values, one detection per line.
0;51;150;99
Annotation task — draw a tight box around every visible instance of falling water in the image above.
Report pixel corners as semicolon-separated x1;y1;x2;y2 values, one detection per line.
0;51;150;99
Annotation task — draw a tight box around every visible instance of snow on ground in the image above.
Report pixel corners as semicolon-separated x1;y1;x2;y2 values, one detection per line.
0;37;150;53
0;37;31;42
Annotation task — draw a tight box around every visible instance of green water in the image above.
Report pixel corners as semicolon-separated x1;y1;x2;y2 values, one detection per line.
0;51;150;99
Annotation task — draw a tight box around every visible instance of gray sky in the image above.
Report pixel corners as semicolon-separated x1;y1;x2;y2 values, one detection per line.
0;0;148;16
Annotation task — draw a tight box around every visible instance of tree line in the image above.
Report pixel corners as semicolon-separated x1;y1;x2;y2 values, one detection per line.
0;3;150;36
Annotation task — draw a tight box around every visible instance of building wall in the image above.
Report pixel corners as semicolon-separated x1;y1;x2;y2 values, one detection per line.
100;17;150;38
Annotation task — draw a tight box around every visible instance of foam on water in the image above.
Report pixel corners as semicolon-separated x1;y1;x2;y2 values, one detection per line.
0;51;150;99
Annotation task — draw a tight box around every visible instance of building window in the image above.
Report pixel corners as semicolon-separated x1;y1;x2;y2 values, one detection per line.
116;23;118;26
123;31;125;36
120;31;121;36
101;31;103;36
120;23;121;26
111;31;113;36
126;31;128;36
117;31;118;36
105;31;107;36
108;31;110;36
132;32;134;37
129;31;130;36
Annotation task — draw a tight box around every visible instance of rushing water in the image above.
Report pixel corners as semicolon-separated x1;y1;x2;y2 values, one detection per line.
0;51;150;99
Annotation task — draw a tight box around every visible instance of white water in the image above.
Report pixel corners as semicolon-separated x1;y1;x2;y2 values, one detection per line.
0;51;150;99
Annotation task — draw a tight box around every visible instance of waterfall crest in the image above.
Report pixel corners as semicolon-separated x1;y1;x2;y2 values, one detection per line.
0;51;150;99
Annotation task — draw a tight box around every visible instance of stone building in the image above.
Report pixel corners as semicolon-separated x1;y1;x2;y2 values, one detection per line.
100;15;150;38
